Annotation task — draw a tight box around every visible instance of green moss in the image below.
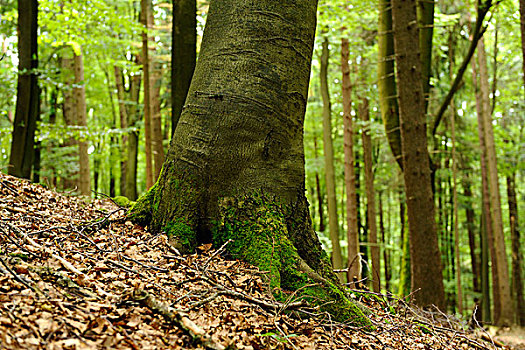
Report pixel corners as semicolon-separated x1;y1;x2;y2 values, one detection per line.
112;196;135;208
129;183;157;226
214;193;371;326
163;220;197;253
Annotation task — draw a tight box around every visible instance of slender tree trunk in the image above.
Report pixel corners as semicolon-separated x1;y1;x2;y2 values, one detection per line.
171;0;196;135
417;0;434;113
73;51;91;197
126;72;142;200
378;0;402;169
115;67;128;197
320;37;344;280
478;37;513;326
359;97;379;292
9;0;39;179
507;174;524;325
472;55;495;323
141;0;154;190
379;192;390;291
391;0;445;309
313;135;325;232
151;61;165;179
61;56;78;190
520;0;525;86
341;38;359;282
448;33;462;314
463;177;480;294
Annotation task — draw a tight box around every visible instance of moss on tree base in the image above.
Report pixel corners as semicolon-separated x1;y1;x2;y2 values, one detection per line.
130;190;370;326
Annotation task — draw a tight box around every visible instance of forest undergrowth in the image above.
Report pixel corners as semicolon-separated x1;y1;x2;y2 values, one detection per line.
0;172;522;349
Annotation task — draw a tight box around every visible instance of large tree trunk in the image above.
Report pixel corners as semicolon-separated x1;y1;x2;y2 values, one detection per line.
341;38;359;282
359;97;380;292
391;0;445;309
131;0;367;324
9;0;39;179
320;37;344;280
73;51;91;197
171;0;196;135
477;38;513;326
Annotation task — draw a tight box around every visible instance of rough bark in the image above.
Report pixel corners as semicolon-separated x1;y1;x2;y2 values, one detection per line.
507;173;524;326
320;37;344;280
9;0;39;179
141;0;154;190
359;97;380;292
378;0;402;169
171;0;196;135
391;0;445;309
341;38;359;282
73;51;91;197
130;0;368;324
478;37;513;326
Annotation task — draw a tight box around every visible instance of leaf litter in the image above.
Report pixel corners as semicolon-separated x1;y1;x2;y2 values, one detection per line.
0;173;521;349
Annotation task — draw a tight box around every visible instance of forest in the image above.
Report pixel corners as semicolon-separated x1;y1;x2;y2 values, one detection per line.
0;0;524;346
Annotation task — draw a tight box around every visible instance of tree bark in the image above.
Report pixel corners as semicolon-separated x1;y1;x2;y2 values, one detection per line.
416;0;434;113
391;0;445;309
73;51;91;197
151;60;165;179
379;192;390;291
321;37;344;280
114;66;128;197
171;0;196;135
141;0;154;190
9;0;39;179
378;0;402;169
359;97;380;292
341;38;359;282
463;176;480;294
477;37;513;326
472;55;495;323
130;0;368;324
507;173;524;326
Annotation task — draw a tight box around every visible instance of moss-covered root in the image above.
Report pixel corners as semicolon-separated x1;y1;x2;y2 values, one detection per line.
128;184;156;227
214;194;371;327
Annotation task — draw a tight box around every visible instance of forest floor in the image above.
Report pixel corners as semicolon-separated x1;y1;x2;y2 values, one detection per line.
0;172;523;350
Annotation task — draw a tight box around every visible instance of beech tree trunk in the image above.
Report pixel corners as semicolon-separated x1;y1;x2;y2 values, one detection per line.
391;0;445;309
359;97;380;292
9;0;39;179
321;37;344;280
131;0;368;324
151;61;165;179
171;0;196;135
478;37;513;326
341;38;359;282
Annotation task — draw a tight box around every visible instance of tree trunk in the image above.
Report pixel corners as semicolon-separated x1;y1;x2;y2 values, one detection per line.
141;0;154;190
359;97;380;292
9;0;39;179
416;0;434;113
341;38;359;283
114;67;128;197
313;134;325;232
478;37;513;326
520;0;525;86
463;177;480;294
378;0;402;169
73;51;91;197
379;192;390;291
472;50;495;323
320;37;344;280
507;174;524;326
130;0;368;325
61;56;78;190
151;61;165;179
391;0;445;309
171;0;196;135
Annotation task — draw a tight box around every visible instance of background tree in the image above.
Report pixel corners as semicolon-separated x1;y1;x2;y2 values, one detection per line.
9;0;39;179
391;0;445;308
